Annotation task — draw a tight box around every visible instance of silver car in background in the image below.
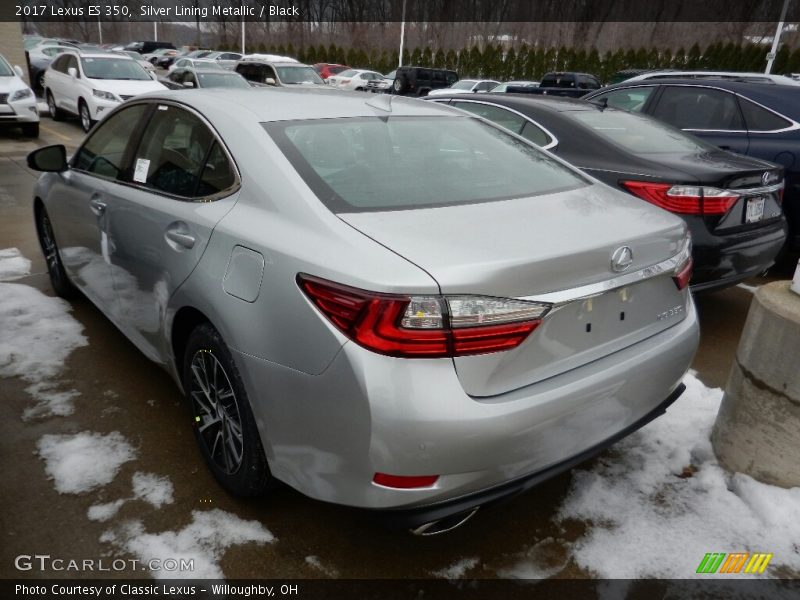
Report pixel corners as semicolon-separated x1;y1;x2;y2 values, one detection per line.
28;89;698;533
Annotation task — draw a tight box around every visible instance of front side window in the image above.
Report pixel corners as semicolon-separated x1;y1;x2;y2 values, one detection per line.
131;105;234;199
266;116;585;212
652;86;744;131
73;104;149;179
591;87;654;112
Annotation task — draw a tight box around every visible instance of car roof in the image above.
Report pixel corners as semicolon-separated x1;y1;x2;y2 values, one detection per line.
135;88;463;122
77;52;134;60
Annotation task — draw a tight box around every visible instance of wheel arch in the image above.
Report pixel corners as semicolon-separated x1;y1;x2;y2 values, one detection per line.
171;305;213;384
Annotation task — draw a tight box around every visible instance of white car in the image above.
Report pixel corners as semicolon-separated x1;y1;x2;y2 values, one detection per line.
427;79;500;97
0;54;39;136
326;69;383;91
168;58;225;73
27;40;79;61
45;52;166;132
200;51;244;70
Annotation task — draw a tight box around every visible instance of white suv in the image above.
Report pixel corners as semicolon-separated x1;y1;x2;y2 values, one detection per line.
44;52;166;132
0;54;39;137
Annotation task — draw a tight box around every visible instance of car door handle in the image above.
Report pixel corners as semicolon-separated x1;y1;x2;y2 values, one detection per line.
165;227;196;249
89;198;106;216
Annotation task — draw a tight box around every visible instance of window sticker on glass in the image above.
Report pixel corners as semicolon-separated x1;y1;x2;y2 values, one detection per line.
158;105;169;111
133;158;150;183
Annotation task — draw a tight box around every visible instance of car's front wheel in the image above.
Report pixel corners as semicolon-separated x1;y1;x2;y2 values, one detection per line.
78;100;93;133
35;204;77;299
184;323;272;497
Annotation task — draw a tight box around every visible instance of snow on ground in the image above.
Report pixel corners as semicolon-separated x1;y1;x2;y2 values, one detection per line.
496;538;568;580
22;382;80;420
37;431;137;494
0;281;87;382
305;555;339;577
431;557;480;579
87;472;175;522
553;372;800;579
0;248;31;281
100;509;275;579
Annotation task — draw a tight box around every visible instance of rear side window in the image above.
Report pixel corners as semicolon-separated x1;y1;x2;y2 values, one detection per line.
452;102;527;134
73;104;148;179
652;87;744;131
131;105;233;199
738;98;793;132
591;87;654;112
266;116;585;212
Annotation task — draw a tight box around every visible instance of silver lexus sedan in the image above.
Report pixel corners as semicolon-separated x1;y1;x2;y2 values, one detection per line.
28;89;699;534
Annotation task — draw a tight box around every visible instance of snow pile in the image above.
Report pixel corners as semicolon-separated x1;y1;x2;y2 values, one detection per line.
88;472;175;522
496;538;568;580
0;282;87;382
101;509;275;579
0;248;31;281
557;372;800;578
305;555;339;577
22;382;80;420
432;557;480;579
37;431;137;494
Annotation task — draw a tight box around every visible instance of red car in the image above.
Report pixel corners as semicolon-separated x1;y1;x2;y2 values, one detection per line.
313;63;350;80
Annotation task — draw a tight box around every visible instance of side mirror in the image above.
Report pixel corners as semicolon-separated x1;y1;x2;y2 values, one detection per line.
14;65;24;78
27;145;68;173
68;67;78;79
265;77;276;86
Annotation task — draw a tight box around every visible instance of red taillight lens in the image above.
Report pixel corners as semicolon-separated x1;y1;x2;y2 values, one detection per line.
297;274;549;358
621;181;738;216
673;257;693;291
373;473;439;489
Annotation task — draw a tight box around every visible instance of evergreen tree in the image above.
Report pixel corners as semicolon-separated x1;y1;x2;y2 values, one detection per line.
410;47;422;66
434;48;446;69
503;47;517;80
445;49;457;70
686;43;702;69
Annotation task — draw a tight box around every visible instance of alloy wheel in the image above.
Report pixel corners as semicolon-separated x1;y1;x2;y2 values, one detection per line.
39;212;60;276
80;104;91;132
189;349;244;475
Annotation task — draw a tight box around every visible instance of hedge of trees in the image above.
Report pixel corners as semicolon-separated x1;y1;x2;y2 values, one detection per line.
224;41;800;82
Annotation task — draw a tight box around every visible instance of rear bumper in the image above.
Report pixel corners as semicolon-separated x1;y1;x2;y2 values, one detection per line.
373;383;686;530
689;216;787;292
233;295;699;512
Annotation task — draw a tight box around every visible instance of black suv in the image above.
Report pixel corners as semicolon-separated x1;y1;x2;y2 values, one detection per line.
124;41;176;55
585;79;800;250
390;66;458;96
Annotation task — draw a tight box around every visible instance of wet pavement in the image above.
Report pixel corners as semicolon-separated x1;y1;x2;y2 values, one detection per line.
0;115;796;580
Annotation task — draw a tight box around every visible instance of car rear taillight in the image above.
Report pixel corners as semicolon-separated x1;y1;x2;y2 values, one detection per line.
672;237;693;291
622;181;739;216
297;274;551;358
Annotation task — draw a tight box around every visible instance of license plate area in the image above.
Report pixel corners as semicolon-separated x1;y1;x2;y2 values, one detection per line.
745;196;766;223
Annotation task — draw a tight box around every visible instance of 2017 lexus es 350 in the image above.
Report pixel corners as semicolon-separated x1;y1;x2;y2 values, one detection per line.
28;89;699;534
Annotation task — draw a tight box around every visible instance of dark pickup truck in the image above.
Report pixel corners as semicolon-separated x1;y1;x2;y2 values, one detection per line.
510;72;602;97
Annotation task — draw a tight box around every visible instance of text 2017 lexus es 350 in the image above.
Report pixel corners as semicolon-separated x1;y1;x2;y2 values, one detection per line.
28;89;699;534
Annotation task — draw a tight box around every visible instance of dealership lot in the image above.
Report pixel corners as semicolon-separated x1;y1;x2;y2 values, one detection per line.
1;113;797;580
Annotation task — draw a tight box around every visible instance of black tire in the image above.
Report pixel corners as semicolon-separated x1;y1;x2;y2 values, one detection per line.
393;75;408;94
78;100;93;133
22;123;39;138
47;90;64;121
35;204;77;299
183;323;272;497
36;71;45;91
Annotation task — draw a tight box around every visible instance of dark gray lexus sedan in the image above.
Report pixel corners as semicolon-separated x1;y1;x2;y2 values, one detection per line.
28;89;698;533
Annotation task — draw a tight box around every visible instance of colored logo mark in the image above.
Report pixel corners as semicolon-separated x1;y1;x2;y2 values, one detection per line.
696;552;773;574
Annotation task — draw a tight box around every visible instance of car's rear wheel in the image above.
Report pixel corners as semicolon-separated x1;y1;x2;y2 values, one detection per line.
393;76;408;94
47;91;63;121
184;323;272;497
35;204;77;299
78;100;93;133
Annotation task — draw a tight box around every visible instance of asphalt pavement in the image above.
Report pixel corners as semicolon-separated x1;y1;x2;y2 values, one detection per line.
0;113;795;580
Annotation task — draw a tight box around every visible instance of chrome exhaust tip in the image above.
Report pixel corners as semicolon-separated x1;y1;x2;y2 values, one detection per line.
410;507;480;536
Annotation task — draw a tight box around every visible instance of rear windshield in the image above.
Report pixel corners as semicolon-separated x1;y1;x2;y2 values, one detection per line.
276;66;324;85
197;72;250;88
265;116;586;212
569;109;716;154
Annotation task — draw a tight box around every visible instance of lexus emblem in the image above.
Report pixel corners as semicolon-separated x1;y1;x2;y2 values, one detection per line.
762;171;779;186
611;246;634;272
